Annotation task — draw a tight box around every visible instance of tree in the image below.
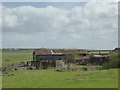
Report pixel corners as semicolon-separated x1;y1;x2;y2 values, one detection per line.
102;51;120;69
65;50;78;67
89;53;94;58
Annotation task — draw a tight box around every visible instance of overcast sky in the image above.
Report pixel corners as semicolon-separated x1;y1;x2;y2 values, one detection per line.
2;2;118;50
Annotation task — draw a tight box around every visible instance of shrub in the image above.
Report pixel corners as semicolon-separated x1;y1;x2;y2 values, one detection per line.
102;51;120;69
2;63;17;74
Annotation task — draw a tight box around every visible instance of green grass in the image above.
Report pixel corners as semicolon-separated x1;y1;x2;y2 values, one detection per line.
2;49;33;64
2;69;118;88
89;51;110;54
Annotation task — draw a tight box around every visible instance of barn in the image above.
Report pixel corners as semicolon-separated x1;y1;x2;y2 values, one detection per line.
88;55;109;65
26;49;110;70
31;49;87;69
75;56;90;65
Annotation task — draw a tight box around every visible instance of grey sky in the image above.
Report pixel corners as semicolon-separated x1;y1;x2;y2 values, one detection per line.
2;2;118;50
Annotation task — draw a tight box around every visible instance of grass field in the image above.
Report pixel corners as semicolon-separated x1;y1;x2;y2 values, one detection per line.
88;51;110;54
2;69;118;88
2;49;33;64
2;49;119;88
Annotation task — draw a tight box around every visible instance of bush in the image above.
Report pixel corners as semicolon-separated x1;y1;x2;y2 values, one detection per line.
2;63;16;74
56;66;100;72
102;51;120;69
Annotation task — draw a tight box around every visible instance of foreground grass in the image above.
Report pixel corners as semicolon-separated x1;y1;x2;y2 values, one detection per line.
3;69;118;88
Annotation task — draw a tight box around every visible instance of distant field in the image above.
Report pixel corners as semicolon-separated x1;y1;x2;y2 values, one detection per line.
88;51;110;54
2;49;33;64
2;69;118;88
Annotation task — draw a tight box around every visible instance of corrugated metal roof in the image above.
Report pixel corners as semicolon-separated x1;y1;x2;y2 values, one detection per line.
35;49;51;55
94;55;108;58
34;49;87;55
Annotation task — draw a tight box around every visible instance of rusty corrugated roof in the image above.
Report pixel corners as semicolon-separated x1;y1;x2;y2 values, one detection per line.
34;49;87;55
35;49;51;55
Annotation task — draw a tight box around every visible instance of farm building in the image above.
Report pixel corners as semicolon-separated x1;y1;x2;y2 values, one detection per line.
88;55;109;65
31;49;87;69
27;49;109;70
75;56;90;65
75;55;109;65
